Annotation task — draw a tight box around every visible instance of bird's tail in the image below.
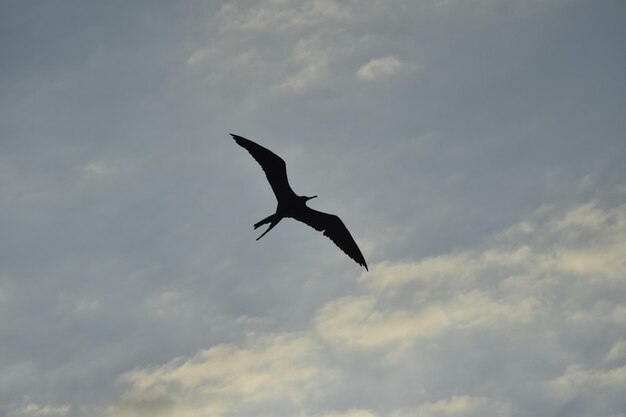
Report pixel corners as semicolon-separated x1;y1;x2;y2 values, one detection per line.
254;213;279;229
254;213;282;240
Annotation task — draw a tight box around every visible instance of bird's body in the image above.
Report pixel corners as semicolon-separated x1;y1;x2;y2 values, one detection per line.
232;134;368;270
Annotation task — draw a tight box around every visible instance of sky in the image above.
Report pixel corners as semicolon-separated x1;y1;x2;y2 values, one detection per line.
1;0;625;416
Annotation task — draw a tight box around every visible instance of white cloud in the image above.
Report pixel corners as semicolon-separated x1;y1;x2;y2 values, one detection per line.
280;37;332;92
109;334;338;417
362;202;626;291
548;365;626;401
11;400;71;417
393;396;513;417
185;48;212;67
605;339;626;364
185;1;363;95
82;161;115;178
357;56;409;80
315;292;537;352
321;409;379;417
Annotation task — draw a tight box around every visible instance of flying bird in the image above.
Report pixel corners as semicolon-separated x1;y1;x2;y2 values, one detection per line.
232;134;368;270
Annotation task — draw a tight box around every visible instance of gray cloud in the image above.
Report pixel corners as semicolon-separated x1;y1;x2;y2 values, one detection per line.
1;0;625;416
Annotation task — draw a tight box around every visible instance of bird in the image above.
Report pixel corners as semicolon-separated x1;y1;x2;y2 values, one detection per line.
231;134;368;270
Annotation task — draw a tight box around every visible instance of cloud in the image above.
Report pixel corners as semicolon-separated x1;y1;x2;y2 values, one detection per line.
392;396;512;417
109;334;338;417
183;0;363;96
217;0;352;33
357;56;410;80
547;365;626;412
548;365;626;397
57;292;101;317
105;197;626;416
315;292;536;352
279;37;332;92
8;399;71;417
185;1;419;95
82;161;115;178
362;201;626;291
321;410;379;417
3;0;626;416
605;339;626;364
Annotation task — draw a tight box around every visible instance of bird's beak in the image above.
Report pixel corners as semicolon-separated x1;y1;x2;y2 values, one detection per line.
307;195;318;201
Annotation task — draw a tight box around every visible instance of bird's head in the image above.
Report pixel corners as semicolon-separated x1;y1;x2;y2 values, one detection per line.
301;195;318;203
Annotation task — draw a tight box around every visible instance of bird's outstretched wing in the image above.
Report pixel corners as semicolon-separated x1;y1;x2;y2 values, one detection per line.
231;134;297;201
295;206;368;270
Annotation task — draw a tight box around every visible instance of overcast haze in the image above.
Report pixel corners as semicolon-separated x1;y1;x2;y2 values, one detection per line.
1;1;626;416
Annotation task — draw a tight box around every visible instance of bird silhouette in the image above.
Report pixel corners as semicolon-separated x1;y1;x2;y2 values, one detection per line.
232;134;368;270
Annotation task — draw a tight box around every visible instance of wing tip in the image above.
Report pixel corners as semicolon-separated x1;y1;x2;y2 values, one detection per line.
231;133;246;147
357;257;368;271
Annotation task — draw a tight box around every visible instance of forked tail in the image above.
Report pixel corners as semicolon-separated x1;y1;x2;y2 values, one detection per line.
254;213;282;240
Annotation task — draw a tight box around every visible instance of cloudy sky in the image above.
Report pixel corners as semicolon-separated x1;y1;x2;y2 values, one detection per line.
1;0;625;416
